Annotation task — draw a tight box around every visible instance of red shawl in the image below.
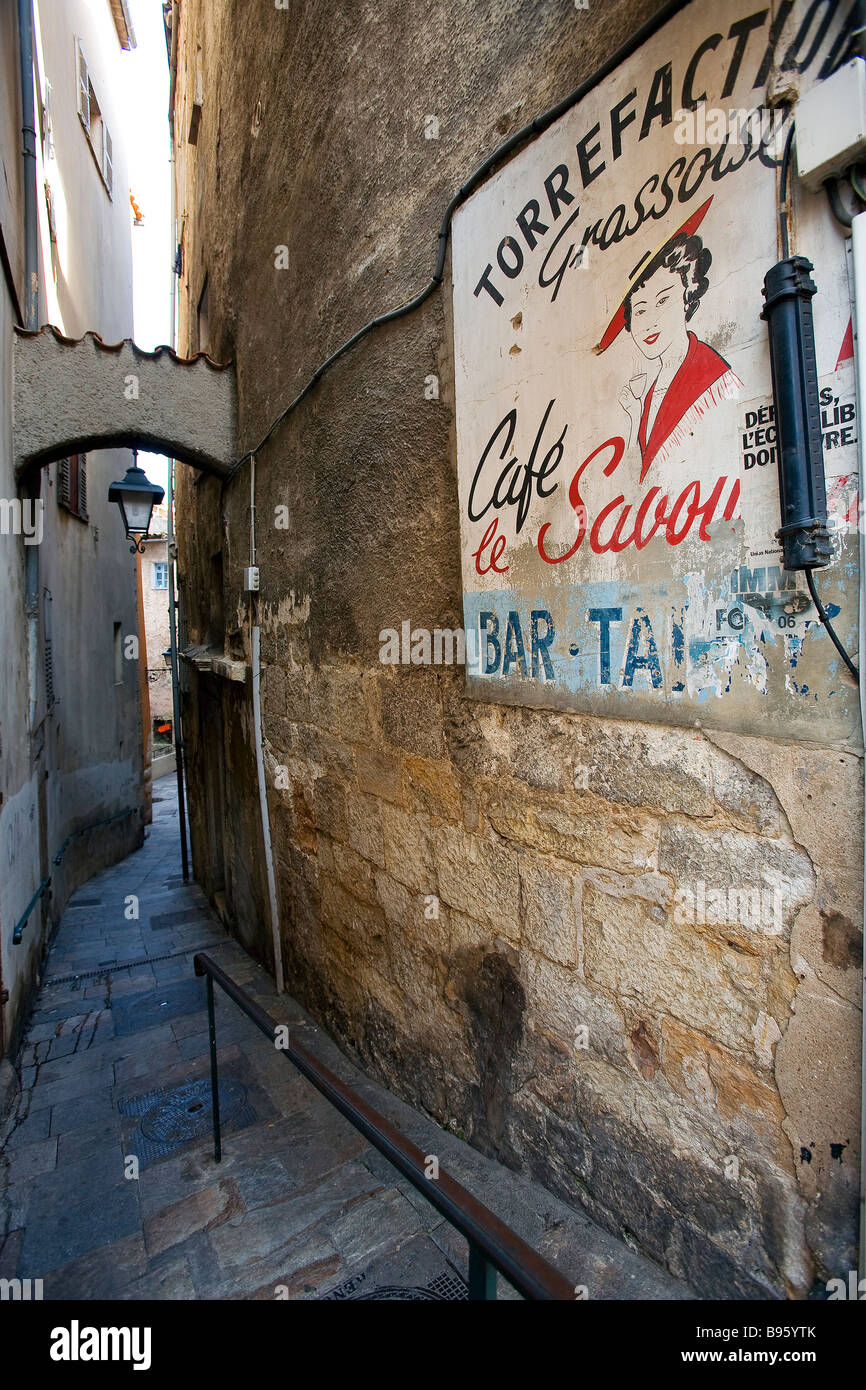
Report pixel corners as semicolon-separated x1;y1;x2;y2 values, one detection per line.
637;332;732;480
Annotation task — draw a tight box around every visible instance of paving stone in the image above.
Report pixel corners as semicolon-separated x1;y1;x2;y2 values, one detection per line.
121;1255;196;1300
57;1119;124;1167
233;1155;294;1209
326;1185;423;1265
22;1066;115;1114
200;1225;342;1301
114;1042;184;1086
4;1136;58;1183
143;1177;244;1257
44;1233;148;1299
49;1088;115;1136
0;1229;23;1279
0;1104;52;1149
19;1180;140;1275
210;1163;383;1268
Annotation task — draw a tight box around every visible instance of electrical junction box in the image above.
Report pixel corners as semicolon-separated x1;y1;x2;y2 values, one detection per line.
796;59;866;192
243;566;260;592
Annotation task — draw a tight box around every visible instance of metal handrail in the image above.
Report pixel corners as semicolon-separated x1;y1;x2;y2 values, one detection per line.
12;805;139;944
193;951;575;1301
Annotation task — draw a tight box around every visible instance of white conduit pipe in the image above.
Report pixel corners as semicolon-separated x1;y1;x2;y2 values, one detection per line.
249;454;284;994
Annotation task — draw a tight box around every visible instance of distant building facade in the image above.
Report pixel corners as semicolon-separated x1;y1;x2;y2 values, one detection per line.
139;502;173;736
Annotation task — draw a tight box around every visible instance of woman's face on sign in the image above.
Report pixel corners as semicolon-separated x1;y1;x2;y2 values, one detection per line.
627;267;688;361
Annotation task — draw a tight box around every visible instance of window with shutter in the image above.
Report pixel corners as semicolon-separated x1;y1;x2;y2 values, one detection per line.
75;40;112;198
57;458;71;510
77;455;88;520
57;455;88;522
76;40;90;131
103;126;113;196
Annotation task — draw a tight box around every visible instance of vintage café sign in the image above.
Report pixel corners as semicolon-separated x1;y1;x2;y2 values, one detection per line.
452;0;859;744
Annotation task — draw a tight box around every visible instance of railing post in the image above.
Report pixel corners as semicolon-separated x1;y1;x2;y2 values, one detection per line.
206;972;221;1163
468;1244;497;1300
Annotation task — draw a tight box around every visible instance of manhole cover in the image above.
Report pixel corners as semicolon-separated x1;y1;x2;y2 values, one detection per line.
119;1076;257;1165
141;1078;247;1144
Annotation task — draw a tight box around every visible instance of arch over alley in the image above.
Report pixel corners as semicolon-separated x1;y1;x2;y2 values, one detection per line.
12;325;236;480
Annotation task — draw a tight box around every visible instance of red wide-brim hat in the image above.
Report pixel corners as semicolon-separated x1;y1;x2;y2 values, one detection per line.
593;196;714;354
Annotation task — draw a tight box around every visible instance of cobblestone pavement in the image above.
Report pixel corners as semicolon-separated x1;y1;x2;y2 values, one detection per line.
0;781;691;1301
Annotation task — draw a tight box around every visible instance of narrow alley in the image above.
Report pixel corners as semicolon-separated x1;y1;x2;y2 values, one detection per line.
0;784;687;1300
1;0;862;1344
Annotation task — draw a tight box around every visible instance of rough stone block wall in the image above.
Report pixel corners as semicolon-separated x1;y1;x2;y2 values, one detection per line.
173;0;862;1297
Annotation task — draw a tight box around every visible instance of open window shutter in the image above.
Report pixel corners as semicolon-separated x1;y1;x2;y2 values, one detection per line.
103;126;113;195
76;41;90;132
77;455;88;520
57;458;71;509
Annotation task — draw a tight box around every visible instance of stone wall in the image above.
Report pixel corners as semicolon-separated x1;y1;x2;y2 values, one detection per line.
172;0;862;1297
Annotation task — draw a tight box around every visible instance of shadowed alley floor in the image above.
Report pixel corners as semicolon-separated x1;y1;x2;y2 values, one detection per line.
0;780;691;1300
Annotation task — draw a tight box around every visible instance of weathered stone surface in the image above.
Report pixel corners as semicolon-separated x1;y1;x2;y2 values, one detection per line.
380;669;445;759
585;723;716;816
708;746;781;835
293;724;357;783
356;745;405;806
318;837;378;907
404;754;462;822
319;878;388;968
658;819;814;937
261;664;287;718
432;823;519;940
660;1017;790;1169
313;776;347;841
381;803;435;893
345;789;385;868
519;857;578;966
522;954;627;1072
482;778;658;872
583;881;763;1050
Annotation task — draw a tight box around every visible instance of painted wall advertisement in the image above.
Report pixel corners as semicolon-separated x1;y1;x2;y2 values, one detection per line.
452;0;860;744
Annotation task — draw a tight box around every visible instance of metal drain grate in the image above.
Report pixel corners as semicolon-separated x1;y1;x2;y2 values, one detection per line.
43;942;222;988
323;1271;469;1301
119;1078;255;1164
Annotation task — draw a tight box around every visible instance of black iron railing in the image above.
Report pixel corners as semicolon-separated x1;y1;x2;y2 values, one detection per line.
193;951;575;1301
12;806;137;944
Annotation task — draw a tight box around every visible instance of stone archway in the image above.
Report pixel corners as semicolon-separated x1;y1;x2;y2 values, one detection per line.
13;325;236;479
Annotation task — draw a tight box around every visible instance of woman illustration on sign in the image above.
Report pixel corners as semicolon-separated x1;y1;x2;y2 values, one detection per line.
596;197;741;479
